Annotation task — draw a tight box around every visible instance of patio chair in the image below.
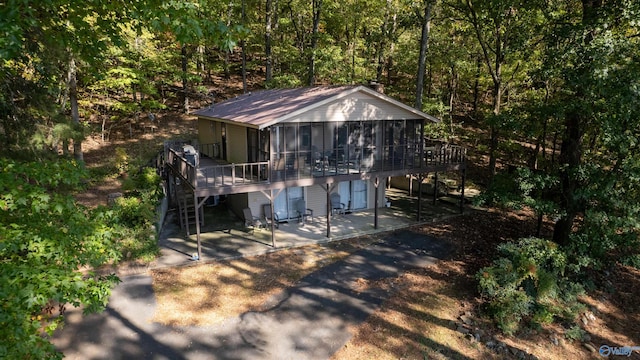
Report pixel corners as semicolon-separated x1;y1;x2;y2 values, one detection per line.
294;199;313;223
330;193;346;215
243;207;263;232
262;203;279;229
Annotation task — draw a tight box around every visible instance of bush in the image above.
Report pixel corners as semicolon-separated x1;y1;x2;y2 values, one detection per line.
477;237;585;335
121;166;163;201
113;196;154;228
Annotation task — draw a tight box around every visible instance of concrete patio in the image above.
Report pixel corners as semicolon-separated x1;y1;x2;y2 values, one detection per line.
152;187;467;269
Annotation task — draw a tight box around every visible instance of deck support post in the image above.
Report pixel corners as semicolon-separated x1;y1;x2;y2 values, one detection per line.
183;186;190;236
326;184;331;238
433;172;438;206
270;189;277;247
460;168;466;214
194;192;201;260
417;174;423;221
409;174;413;196
374;177;380;229
322;183;337;238
260;189;279;248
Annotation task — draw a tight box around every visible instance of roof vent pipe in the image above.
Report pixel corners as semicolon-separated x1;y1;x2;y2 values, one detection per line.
368;81;384;94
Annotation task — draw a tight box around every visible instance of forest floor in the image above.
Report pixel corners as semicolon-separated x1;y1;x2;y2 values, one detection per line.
77;103;640;359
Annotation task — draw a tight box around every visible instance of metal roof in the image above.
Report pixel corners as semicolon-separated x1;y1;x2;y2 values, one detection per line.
192;85;440;129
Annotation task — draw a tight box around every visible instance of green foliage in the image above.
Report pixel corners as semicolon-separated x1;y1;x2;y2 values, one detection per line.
267;74;304;88
114;148;129;174
0;158;120;358
564;325;586;342
476;167;560;218
112;196;154;228
117;225;159;263
113;165;162;260
477;238;585;335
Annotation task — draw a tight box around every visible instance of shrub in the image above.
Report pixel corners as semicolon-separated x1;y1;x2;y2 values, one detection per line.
113;196;154;228
114;147;128;174
477;237;585;335
121;166;163;201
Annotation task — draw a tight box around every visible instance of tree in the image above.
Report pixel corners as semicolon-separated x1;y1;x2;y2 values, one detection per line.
451;0;543;185
0;159;120;358
544;0;640;252
415;0;436;110
308;0;323;85
0;0;149;159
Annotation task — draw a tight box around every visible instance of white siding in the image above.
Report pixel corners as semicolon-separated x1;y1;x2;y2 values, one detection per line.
366;178;388;208
247;191;270;219
284;93;421;123
307;185;328;216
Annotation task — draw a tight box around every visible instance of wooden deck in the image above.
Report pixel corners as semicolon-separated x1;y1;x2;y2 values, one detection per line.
165;144;466;197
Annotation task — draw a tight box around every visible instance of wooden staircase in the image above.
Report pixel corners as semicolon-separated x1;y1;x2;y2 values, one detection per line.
176;188;203;233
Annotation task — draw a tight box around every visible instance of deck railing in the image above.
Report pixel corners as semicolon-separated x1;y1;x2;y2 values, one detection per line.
166;142;466;189
167;148;269;189
425;144;466;166
198;162;270;187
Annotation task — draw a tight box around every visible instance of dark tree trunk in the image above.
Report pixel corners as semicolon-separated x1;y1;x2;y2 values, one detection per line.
551;0;601;245
68;58;83;162
241;0;247;93
552;113;584;245
473;56;481;117
415;0;433;110
265;0;274;83
308;0;322;86
181;45;189;113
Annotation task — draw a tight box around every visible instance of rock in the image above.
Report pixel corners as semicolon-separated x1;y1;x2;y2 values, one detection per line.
517;350;527;359
510;346;519;356
465;333;476;342
485;341;496;348
529;355;539;360
586;312;596;321
550;336;559;346
583;343;597;353
581;316;589;325
583;333;592;342
456;325;470;335
107;192;123;205
474;332;481;342
460;314;474;325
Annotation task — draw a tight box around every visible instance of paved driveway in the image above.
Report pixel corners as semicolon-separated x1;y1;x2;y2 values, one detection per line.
53;229;451;359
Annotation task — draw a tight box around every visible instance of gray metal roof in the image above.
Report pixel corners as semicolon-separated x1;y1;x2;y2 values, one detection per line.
192;85;439;129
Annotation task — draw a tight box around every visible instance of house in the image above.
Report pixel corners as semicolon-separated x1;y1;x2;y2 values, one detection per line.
164;85;466;258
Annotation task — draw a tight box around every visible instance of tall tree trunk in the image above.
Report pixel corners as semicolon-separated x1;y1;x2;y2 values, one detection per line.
487;79;502;186
449;63;457;121
552;112;584;245
197;45;206;82
265;0;274;83
552;0;600;245
308;0;322;86
241;0;247;93
415;0;434;110
181;45;189;113
68;58;83;162
385;10;397;86
348;16;357;83
466;0;505;187
473;55;481;117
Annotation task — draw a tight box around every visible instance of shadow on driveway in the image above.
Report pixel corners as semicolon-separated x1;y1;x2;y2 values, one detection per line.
53;229;457;360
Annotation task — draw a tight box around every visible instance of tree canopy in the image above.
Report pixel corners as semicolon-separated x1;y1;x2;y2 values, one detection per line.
1;0;640;354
